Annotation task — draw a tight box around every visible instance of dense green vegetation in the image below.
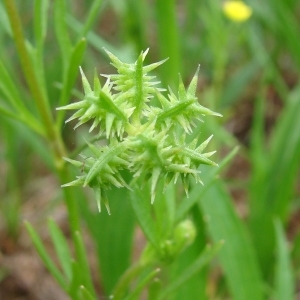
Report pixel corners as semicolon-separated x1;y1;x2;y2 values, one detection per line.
0;1;299;299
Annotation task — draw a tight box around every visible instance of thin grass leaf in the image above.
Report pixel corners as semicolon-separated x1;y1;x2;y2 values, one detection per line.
66;15;126;59
273;1;300;67
220;59;260;108
73;231;97;298
125;268;160;300
148;278;162;300
34;0;48;51
200;182;264;300
79;286;96;300
0;60;31;113
170;205;208;300
130;184;160;250
158;241;223;300
69;260;81;300
155;0;180;86
0;104;22;121
80;186;136;294
274;219;294;300
25;221;68;291
153;183;176;240
54;0;72;70
76;0;104;42
250;85;300;276
0;60;45;135
48;218;72;282
0;2;12;36
33;0;49;98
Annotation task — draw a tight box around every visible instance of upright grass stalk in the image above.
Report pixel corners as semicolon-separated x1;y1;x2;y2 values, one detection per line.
155;0;181;87
4;0;80;241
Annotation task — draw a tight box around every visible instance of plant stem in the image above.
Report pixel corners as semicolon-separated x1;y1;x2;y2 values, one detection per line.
4;0;65;165
112;262;145;300
155;0;181;87
4;0;80;236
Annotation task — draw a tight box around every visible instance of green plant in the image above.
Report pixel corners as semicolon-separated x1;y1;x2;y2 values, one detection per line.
54;48;224;299
1;0;299;299
58;49;222;213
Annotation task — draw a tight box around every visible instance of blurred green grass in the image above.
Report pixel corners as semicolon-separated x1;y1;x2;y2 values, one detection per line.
0;0;299;299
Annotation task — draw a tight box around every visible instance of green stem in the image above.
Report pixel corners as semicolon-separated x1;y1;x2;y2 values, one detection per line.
4;0;65;165
57;167;81;236
155;0;181;87
4;0;81;238
112;262;145;300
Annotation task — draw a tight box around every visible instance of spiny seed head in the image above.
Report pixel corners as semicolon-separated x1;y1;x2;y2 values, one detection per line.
58;49;222;213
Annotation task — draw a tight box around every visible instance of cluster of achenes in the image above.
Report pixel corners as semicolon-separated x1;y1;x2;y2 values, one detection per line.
58;49;222;213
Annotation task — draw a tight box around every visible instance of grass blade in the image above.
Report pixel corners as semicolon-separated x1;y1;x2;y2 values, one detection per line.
0;2;12;36
130;184;160;250
66;15;129;60
80;185;136;294
54;0;72;70
155;0;180;86
76;0;104;42
25;221;68;291
200;182;264;300
48;218;72;282
73;231;97;298
80;285;96;300
158;241;223;300
274;219;294;300
34;0;49;50
250;85;300;275
125;268;160;300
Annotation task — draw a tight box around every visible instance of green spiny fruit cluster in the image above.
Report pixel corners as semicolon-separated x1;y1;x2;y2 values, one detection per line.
57;49;222;213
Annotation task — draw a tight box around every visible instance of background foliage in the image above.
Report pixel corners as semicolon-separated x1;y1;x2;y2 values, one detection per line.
0;0;299;299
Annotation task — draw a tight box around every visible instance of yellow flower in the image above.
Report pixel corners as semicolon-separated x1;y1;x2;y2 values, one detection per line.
223;1;252;22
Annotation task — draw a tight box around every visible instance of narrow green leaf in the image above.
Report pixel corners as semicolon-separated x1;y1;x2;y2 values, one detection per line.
221;59;261;108
250;85;300;276
0;2;12;36
57;38;87;127
130;184;160;250
66;15;126;59
73;231;97;298
158;241;223;300
200;183;264;300
80;185;136;294
76;0;104;42
125;268;160;300
48;218;72;282
34;0;49;50
148;278;162;300
79;286;96;300
155;0;180;86
0;61;44;135
274;219;294;300
171;205;208;300
33;0;49;98
0;104;22;120
69;260;81;300
54;0;72;69
0;61;28;111
25;221;68;291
